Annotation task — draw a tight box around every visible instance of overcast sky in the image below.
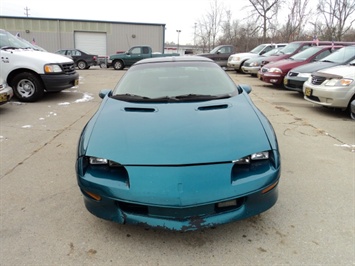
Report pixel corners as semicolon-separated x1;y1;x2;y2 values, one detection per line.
0;0;250;45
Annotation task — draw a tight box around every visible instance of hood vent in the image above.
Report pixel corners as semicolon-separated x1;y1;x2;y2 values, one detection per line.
197;104;229;111
124;107;156;113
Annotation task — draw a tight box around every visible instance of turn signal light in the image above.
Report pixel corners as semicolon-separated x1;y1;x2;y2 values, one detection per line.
84;190;102;201
262;181;278;194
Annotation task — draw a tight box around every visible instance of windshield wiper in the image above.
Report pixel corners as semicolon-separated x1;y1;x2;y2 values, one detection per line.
111;93;151;102
174;93;231;101
321;60;335;63
1;46;20;50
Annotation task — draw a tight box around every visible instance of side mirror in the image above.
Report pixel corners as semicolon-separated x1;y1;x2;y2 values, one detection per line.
238;84;252;94
99;89;112;99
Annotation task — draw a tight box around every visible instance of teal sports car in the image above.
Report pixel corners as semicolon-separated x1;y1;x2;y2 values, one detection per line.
75;56;281;231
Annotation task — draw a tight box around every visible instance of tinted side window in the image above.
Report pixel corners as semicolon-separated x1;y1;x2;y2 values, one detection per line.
315;50;332;60
131;47;142;54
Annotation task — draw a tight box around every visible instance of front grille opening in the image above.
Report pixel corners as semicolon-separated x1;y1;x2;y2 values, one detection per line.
115;197;245;219
62;63;76;74
311;76;326;85
306;95;320;102
215;197;244;213
117;201;148;215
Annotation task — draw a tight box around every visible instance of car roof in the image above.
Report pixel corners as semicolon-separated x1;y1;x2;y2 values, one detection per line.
134;56;214;65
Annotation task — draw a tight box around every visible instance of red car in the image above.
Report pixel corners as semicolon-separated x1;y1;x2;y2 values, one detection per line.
258;45;343;86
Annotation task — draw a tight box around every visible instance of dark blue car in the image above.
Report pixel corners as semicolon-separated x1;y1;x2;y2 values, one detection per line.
75;56;281;231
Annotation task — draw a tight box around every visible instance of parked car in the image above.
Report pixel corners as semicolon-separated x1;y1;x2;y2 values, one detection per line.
110;45;180;70
227;43;287;72
241;47;284;76
55;49;98;70
75;56;281;231
259;45;343;86
260;41;355;68
284;45;355;92
0;77;13;105
303;59;355;112
197;45;236;68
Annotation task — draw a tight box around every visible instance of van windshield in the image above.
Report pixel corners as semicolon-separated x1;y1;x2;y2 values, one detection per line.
319;46;355;63
277;43;302;55
250;44;267;54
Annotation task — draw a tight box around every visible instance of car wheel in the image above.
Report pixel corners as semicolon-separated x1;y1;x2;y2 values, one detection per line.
100;62;107;68
12;72;44;102
77;60;87;70
113;60;124;70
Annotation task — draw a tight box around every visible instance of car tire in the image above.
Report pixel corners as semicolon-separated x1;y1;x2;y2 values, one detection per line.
100;62;107;68
77;60;87;70
12;72;44;102
113;60;124;70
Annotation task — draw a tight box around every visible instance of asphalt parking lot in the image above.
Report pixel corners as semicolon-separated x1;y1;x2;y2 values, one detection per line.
1;67;354;265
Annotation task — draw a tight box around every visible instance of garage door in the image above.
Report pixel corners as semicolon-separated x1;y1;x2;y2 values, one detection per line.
74;32;107;56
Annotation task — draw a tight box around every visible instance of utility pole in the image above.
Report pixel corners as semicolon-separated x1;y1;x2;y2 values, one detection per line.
176;30;181;55
24;6;30;17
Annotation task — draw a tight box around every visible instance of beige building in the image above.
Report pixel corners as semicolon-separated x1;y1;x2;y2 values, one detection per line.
0;16;166;57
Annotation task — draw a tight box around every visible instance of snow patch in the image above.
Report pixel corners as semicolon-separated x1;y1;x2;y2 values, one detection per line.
75;93;94;103
334;144;355;152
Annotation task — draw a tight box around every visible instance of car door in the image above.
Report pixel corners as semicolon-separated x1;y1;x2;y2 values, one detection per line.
125;47;143;65
70;50;81;64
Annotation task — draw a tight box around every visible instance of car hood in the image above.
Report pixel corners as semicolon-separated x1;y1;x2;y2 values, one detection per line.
83;95;272;165
265;59;306;72
232;52;256;59
289;61;338;73
263;54;289;63
316;64;355;78
3;49;74;64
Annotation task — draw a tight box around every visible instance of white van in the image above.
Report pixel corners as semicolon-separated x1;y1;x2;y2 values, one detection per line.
0;29;79;102
227;43;287;73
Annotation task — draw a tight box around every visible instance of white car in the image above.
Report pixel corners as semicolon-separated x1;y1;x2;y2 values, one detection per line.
303;60;355;111
227;43;287;72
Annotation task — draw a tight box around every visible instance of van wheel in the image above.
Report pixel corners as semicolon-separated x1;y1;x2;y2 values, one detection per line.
12;72;44;102
113;60;124;70
77;60;87;70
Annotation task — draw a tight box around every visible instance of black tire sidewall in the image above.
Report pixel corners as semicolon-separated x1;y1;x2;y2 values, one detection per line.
113;60;124;70
12;72;44;102
77;61;87;70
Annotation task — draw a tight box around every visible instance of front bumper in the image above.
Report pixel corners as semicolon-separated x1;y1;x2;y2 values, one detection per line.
241;66;260;74
303;84;354;109
262;73;284;85
227;61;242;70
284;76;308;92
0;85;13;105
77;158;280;231
41;72;79;92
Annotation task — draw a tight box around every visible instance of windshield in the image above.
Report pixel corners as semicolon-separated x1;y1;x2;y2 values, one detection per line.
277;43;302;55
319;46;355;63
250;44;267;54
112;61;238;102
263;47;281;56
210;46;221;54
289;46;323;61
0;30;33;49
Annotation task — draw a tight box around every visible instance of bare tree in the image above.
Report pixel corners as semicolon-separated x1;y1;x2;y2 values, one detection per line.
317;0;355;40
247;0;282;42
281;0;311;41
195;0;225;51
